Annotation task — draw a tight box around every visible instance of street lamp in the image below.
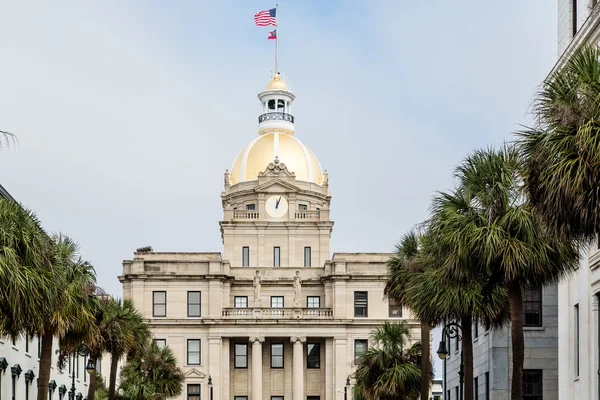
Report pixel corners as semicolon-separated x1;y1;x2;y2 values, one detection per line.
208;375;213;400
344;376;351;400
437;322;463;400
69;343;95;400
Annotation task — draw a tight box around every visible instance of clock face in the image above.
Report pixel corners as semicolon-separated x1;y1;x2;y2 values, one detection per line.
266;195;289;218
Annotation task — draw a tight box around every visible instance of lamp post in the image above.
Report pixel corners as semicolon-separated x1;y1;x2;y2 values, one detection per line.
437;322;463;400
69;343;95;400
208;375;213;400
344;376;351;400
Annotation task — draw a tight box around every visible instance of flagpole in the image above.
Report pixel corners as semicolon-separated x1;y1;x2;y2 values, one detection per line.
275;3;279;75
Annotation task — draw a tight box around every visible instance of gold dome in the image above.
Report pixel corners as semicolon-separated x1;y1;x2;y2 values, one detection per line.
230;132;323;185
265;74;289;91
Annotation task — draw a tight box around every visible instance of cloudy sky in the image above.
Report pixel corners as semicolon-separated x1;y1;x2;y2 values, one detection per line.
0;0;557;376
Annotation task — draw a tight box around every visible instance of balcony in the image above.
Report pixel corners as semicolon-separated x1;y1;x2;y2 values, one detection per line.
222;307;333;320
295;210;320;220
234;210;259;220
258;112;295;124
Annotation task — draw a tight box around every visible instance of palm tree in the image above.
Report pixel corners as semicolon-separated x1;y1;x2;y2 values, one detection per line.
430;147;579;400
386;231;509;400
352;322;422;400
37;234;98;400
118;343;184;400
0;130;15;149
518;45;600;240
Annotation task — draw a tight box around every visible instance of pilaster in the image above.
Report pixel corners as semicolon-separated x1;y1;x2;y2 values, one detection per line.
291;336;306;400
209;337;222;400
250;336;264;400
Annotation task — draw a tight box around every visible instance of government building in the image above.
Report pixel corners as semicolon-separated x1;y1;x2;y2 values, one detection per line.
119;73;418;400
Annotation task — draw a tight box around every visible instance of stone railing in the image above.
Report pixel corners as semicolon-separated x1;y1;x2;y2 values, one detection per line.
295;210;320;220
233;210;259;220
222;307;333;320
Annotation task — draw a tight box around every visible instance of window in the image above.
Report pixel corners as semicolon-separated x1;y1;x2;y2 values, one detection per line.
304;247;311;267
485;372;490;400
271;343;284;368
307;296;320;308
234;397;248;400
188;291;201;317
96;356;102;374
187;339;200;365
84;356;87;382
573;0;578;37
575;304;580;377
455;387;459;400
235;296;248;308
246;204;256;210
523;287;542;327
69;356;72;375
25;382;29;400
354;292;368;317
474;322;479;339
235;343;248;368
77;355;80;378
388;299;402;318
474;377;478;400
25;335;29;353
242;247;250;267
354;339;368;365
187;384;201;400
154;339;166;348
298;204;308;210
12;375;16;400
523;370;543;400
274;247;281;267
447;390;451;400
37;336;41;358
271;296;284;308
271;397;284;400
153;291;167;317
307;343;320;368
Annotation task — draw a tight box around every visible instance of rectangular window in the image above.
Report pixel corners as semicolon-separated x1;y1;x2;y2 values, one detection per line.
37;336;41;358
304;247;311;267
187;384;201;400
388;299;402;318
154;339;166;348
307;343;320;368
271;296;284;308
234;296;248;308
96;356;102;374
474;322;479;339
187;291;201;317
523;287;542;327
298;204;308;210
84;356;87;382
187;339;201;365
474;377;478;400
447;390;451;400
354;291;368;317
523;370;543;400
242;246;250;267
575;304;580;377
271;397;284;400
271;343;284;368
69;356;72;375
274;247;281;267
246;204;256;210
234;397;248;400
235;343;248;368
485;372;490;400
25;383;29;400
77;355;80;378
307;296;321;308
354;339;368;365
573;0;578;37
25;335;29;353
12;375;16;400
153;291;167;317
455;387;459;400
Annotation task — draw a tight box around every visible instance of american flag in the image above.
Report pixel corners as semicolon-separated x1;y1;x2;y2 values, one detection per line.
254;8;276;26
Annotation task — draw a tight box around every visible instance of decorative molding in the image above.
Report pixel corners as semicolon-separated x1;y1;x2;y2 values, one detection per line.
258;157;296;179
11;364;22;377
49;380;57;392
184;368;206;379
249;336;265;344
290;336;306;344
24;369;35;383
59;385;67;396
0;358;7;372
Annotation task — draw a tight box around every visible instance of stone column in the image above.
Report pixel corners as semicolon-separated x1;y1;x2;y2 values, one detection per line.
209;337;222;400
250;336;264;400
291;336;306;400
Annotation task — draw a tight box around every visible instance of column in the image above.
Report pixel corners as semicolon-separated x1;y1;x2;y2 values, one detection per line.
250;337;264;400
209;337;222;400
334;338;347;400
221;339;230;400
291;336;306;400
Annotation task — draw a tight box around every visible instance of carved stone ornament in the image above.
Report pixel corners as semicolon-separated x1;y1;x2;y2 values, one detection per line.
224;169;231;189
290;336;306;344
249;336;265;344
258;157;295;178
323;169;329;187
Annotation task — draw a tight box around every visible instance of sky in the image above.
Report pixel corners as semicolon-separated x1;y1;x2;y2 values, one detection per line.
0;0;558;378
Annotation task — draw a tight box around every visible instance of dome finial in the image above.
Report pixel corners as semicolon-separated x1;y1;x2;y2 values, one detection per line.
266;72;288;90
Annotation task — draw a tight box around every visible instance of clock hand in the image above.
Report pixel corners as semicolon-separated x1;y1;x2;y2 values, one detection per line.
276;197;281;208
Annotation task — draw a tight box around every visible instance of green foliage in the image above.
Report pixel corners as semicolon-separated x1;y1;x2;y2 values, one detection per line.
352;322;422;400
118;344;184;400
95;374;109;400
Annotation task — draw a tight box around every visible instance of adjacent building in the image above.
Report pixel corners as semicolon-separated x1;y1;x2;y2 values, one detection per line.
119;73;420;400
0;184;91;400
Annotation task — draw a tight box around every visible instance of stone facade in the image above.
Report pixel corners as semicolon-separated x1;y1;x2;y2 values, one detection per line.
119;74;420;400
444;285;558;400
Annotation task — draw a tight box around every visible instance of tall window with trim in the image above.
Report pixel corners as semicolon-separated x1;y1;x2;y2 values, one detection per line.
235;343;248;368
474;377;478;400
188;291;201;317
523;370;542;400
307;343;320;368
575;303;580;377
388;299;402;318
274;247;281;267
187;339;200;365
354;291;368;317
304;247;311;267
271;343;284;368
187;384;201;400
242;247;250;267
485;372;489;400
354;339;368;365
153;291;167;317
523;287;542;327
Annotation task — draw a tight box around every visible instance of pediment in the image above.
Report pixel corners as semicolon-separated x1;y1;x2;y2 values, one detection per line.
254;179;300;193
258;157;296;179
184;369;206;379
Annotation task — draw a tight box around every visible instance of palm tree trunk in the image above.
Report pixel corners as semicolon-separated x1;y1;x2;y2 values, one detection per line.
37;333;54;400
420;321;431;400
108;355;119;400
508;281;524;400
87;356;97;400
461;316;474;400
